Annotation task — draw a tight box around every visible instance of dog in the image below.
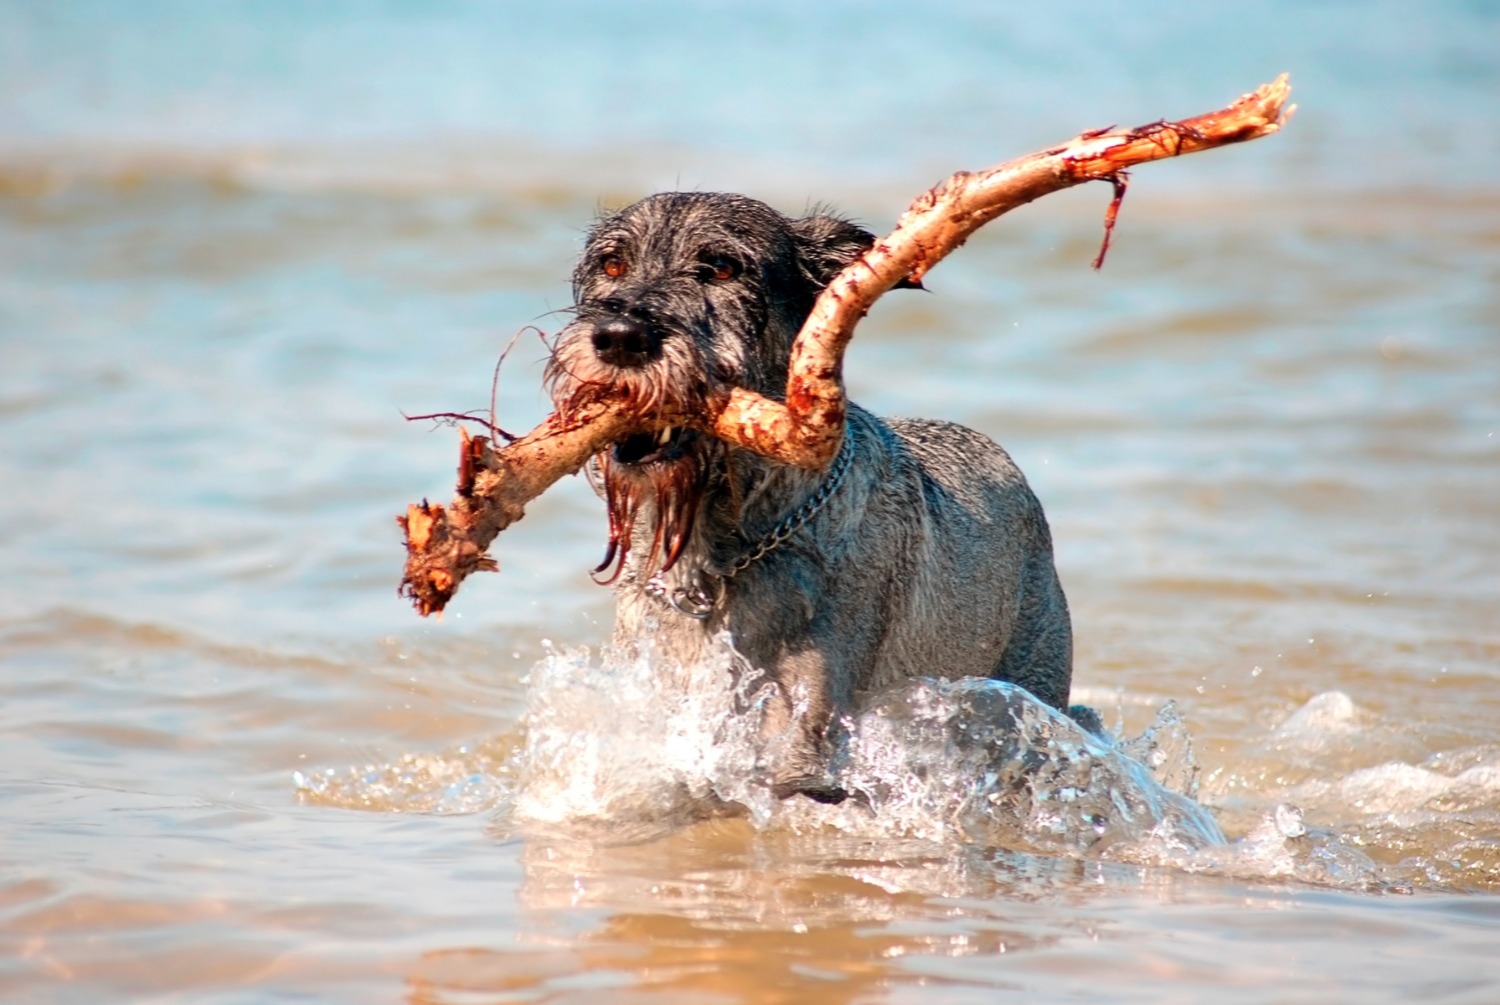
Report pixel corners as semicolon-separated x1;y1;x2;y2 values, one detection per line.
545;192;1074;804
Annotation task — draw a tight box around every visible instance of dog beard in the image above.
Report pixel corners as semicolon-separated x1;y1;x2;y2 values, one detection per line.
592;428;713;585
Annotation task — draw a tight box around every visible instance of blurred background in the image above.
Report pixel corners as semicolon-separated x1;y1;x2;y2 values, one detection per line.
1;2;1497;1002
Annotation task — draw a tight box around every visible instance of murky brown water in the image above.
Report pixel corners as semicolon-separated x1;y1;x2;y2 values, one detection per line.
3;3;1499;1002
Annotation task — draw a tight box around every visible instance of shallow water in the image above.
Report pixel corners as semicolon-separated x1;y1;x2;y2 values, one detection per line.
3;2;1500;1002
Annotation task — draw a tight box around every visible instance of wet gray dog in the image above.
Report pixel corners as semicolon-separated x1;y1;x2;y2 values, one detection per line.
546;192;1073;803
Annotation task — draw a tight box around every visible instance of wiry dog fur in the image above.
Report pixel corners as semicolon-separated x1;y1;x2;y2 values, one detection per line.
546;192;1074;802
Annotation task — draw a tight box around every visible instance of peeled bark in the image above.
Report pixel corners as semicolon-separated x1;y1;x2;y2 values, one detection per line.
400;75;1295;616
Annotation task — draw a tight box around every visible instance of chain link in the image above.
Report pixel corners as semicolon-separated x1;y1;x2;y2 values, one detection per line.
645;424;856;619
725;423;857;576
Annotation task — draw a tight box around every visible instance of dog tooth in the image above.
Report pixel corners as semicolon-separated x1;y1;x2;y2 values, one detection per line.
658;427;674;446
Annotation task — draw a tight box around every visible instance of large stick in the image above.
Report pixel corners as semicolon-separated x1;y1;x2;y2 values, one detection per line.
400;75;1295;616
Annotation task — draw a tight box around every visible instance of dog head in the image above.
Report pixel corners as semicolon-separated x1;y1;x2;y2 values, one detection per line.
546;192;880;581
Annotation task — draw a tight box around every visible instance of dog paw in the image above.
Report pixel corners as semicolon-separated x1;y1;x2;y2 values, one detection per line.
1068;703;1107;736
771;776;848;805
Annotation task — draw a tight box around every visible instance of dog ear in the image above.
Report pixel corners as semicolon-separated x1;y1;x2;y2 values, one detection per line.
790;212;923;292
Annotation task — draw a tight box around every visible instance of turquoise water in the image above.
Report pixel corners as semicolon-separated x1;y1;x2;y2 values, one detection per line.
4;1;1497;190
2;3;1499;1002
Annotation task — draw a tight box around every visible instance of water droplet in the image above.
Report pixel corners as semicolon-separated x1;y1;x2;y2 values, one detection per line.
1274;803;1306;838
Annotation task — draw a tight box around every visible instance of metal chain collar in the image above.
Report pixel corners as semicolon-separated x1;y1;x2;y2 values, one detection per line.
646;424;857;619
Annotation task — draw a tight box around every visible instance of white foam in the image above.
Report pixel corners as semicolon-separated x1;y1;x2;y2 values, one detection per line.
293;741;516;815
1289;758;1500;818
1169;803;1383;888
1274;690;1366;741
512;631;778;842
296;644;1460;890
509;637;1225;856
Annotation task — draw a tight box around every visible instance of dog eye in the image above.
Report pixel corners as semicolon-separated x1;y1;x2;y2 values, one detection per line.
600;254;627;279
697;254;740;283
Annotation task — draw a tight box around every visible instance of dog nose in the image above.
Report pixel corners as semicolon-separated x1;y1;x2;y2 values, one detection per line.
591;316;658;368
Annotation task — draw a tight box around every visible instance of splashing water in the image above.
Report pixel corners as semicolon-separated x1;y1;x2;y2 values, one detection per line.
813;678;1225;857
1165;801;1387;890
1196;691;1500;890
294;735;519;815
512;632;779;842
296;641;1422;888
507;632;1226;856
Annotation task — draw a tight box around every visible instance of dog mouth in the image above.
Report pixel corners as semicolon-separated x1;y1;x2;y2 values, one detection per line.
611;425;699;467
594;424;713;585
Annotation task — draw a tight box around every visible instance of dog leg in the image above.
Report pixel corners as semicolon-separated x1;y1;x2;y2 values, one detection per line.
760;643;859;804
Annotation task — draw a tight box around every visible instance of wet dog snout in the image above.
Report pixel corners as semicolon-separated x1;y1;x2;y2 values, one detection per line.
591;315;659;368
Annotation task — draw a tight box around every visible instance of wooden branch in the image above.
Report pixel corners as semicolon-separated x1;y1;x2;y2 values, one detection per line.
714;74;1295;468
399;385;645;615
399;75;1294;616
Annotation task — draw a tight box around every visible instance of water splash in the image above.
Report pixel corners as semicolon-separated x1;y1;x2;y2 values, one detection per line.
1115;699;1200;799
812;678;1224;857
1197;691;1500;890
1165;803;1388;890
508;635;1225;857
511;632;778;843
294;650;1461;890
293;735;518;815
